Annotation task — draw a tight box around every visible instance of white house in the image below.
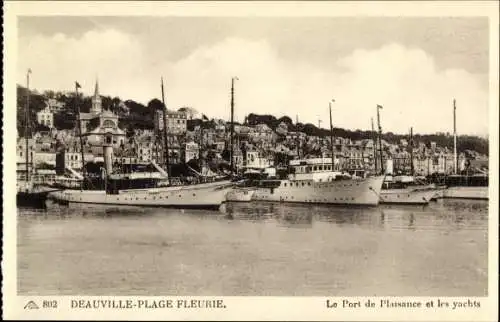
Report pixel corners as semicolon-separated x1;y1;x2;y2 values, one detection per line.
185;141;200;162
36;106;54;128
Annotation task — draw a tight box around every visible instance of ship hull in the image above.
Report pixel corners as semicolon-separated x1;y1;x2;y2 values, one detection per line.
16;191;49;209
48;181;234;209
250;175;385;206
443;186;488;200
16;183;60;209
379;188;437;205
225;188;256;202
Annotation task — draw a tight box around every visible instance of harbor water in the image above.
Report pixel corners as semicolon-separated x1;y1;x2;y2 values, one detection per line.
17;199;488;296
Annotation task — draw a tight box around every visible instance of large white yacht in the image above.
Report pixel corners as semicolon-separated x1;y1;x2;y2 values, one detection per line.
248;158;385;206
48;176;234;210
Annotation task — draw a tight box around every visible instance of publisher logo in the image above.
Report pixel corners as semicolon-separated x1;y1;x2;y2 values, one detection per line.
24;301;39;310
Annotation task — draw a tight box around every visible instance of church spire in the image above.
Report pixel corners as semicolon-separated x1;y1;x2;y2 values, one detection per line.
91;78;102;114
94;78;100;97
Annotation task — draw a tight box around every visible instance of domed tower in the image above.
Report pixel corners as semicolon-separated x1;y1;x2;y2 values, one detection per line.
91;79;102;114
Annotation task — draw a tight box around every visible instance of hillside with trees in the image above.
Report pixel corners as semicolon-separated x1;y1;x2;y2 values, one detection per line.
16;86;489;155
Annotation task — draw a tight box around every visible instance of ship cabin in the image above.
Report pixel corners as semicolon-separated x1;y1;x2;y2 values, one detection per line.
288;158;352;182
382;175;416;190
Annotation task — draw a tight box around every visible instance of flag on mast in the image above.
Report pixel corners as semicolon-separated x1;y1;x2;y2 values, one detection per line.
27;68;32;74
75;81;81;89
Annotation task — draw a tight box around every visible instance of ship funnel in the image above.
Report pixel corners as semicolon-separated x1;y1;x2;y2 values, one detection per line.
103;134;114;176
385;159;393;175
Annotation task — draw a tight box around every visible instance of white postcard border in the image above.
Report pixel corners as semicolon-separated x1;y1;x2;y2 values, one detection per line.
2;1;499;321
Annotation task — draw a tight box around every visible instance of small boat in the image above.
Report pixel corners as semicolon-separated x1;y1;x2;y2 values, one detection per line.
442;174;488;200
439;99;488;200
16;69;54;209
17;180;56;209
379;175;437;205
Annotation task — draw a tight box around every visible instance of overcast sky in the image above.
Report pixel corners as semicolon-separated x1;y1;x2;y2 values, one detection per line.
18;16;489;136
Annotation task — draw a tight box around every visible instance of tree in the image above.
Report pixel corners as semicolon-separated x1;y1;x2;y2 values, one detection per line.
147;98;164;111
278;115;293;125
53;110;77;130
43;90;56;99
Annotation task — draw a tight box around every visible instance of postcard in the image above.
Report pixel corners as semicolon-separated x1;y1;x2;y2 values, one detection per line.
2;1;498;321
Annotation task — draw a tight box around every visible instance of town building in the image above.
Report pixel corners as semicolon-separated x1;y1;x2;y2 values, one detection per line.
17;138;35;174
245;150;274;169
36;106;54;128
78;80;126;148
185;141;200;162
154;110;188;134
46;98;65;114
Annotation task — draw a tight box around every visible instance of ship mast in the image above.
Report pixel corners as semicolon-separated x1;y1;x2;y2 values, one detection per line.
329;99;335;171
410;127;414;176
296;115;300;159
75;81;86;180
371;117;377;173
376;104;384;174
161;77;171;185
200;119;204;169
25;69;32;182
453;98;457;174
230;77;238;176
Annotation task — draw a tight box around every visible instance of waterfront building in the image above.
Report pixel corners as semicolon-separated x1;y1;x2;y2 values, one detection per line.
232;147;244;169
185;141;200;163
245;150;274;169
134;137;154;163
16;138;35;175
33;149;57;167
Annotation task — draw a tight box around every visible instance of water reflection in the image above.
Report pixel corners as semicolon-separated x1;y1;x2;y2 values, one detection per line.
408;213;415;231
21;199;489;233
17;198;489;296
223;200;488;232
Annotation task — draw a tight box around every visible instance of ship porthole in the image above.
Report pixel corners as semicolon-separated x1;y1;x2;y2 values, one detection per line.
193;193;196;197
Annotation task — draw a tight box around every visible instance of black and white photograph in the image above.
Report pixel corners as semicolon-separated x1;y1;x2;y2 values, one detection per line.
3;1;498;321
